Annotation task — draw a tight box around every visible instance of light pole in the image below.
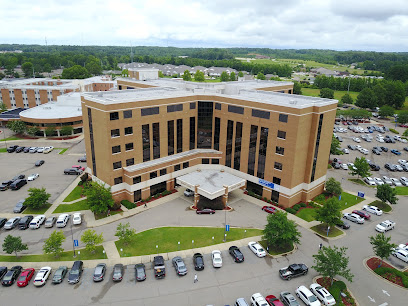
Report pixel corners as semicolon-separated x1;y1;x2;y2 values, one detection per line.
178;241;180;251
2;125;7;149
223;204;227;242
70;220;76;258
77;251;80;260
103;250;106;259
156;245;158;255
192;240;194;249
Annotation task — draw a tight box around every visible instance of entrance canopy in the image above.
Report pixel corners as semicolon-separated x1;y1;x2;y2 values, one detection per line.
176;169;245;200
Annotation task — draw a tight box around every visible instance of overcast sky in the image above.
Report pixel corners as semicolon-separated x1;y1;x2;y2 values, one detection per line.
1;0;408;52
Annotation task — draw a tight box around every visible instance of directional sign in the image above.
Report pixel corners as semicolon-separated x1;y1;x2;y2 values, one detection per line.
225;225;230;232
357;191;365;198
74;239;79;247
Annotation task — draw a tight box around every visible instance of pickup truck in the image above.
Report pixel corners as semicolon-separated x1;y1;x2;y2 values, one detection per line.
375;220;396;233
153;256;166;279
279;263;308;280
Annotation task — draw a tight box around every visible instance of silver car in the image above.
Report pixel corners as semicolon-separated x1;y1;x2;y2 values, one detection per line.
343;213;364;224
44;216;56;228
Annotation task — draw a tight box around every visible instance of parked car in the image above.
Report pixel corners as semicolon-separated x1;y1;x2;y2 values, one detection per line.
248;241;266;257
11;174;25;182
394;164;403;172
7;145;19;153
112;264;124;282
193;253;205;271
375;220;395;233
19;215;34;230
15;146;25;153
78;155;87;162
373;177;384;185
391;149;401;155
43;146;54;154
4;217;20;229
372;148;381;155
262;206;276;214
35;160;44;167
184;189;194;197
347;144;356;150
29;147;38;153
93;263;107;282
335;220;350;229
390;178;402;186
27;173;39;181
64;168;82;175
352;137;361;143
400;177;408;186
172;256;188;276
23;147;30;153
343;213;364;224
382;176;393;185
364;177;376;186
265;294;285;306
29;215;46;229
295;286;321;306
310;283;336;306
279;263;308;280
44;216;56;228
68;261;83;284
36;147;45;153
331;162;341;169
196;208;215;214
211;250;222;268
251;293;269;306
72;212;82;225
229;246;244;263
33;267;51;287
363;205;383;216
16;268;35;287
280;291;300;306
342;148;349;154
392;248;408;263
1;266;22;286
56;214;70;228
13;200;26;213
10;179;27;190
52;266;68;284
352;210;370;220
0;267;7;281
380;146;388;152
0;180;13;191
340;163;348;170
0;218;7;228
135;263;146;281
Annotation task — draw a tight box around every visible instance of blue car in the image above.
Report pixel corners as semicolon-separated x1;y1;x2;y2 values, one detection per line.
391;149;401;155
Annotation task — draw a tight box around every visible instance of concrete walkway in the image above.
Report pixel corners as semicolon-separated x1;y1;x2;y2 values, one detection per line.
45;175;83;215
103;241;120;259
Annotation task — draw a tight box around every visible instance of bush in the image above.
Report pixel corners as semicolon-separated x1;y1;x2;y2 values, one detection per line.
375;266;408;288
121;200;136;209
80;173;88;182
389;128;399;134
293;204;301;211
161;190;171;196
329;281;347;303
300;202;307;207
314;194;326;203
285;208;296;214
111;201;121;210
78;180;84;186
263;197;267;201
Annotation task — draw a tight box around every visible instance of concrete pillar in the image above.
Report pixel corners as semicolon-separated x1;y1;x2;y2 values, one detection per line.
141;187;150;200
57;129;60;137
43;130;46;137
194;185;200;207
222;185;229;208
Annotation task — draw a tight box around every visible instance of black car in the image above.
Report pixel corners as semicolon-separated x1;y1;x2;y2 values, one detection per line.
336;220;350;229
347;144;356;150
18;215;34;230
380;146;388;152
78;155;87;162
135;263;146;281
23;147;30;153
373;146;382;152
15;146;25;153
331;162;341;169
193;253;205;271
401;164;408;172
0;267;7;280
0;180;13;191
68;261;83;284
368;163;380;171
229;246;244;263
64;168;82;175
372;149;381;155
1;266;22;286
10;179;27;190
404;147;408;152
6;145;19;153
52;266;68;284
13;200;27;213
35;160;45;167
385;163;396;171
112;264;124;282
11;174;25;182
279;263;308;280
0;218;7;228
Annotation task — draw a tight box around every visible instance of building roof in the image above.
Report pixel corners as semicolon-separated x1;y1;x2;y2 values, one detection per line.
0;108;27;121
0;78;79;90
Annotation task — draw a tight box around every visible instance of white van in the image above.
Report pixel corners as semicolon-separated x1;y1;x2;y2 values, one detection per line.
56;214;70;228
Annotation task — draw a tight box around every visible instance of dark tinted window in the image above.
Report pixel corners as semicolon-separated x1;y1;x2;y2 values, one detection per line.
160;168;167;176
252;109;270;119
133;176;141;184
257;127;269;179
276;146;284;155
177;119;183;153
111;129;120;137
114;177;123;184
311;114;324;182
113;161;122;170
202;158;210;164
112;145;121;154
125;127;133;135
125;143;133;151
183;162;189;169
279;114;288;123
274;162;282;170
141;107;159;116
215;103;221;110
228;105;244;114
123;110;132;119
197;102;213;149
110;112;119;121
211;159;219;164
174;164;181;171
247;125;258;175
273;177;281;185
233;122;243;171
189;117;196;150
225;120;234;167
142;124;150;162
277;130;286;139
190;102;196;109
167;104;183;113
168;121;174;155
150;172;157;179
213;117;220;150
152;123;160;159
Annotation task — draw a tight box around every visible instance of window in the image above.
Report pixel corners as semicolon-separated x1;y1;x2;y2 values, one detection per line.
202;158;210;164
277;130;286;139
150;171;157;179
215;103;221;110
274;162;282;171
177;119;183;153
225;120;234;167
190;102;196;109
114;177;123;185
133;176;141;184
110;112;119;121
125;143;134;151
167;104;183;113
152;122;160;159
123;110;132;119
125;127;133;135
174;164;181;171
252;109;270;119
247;125;258;176
160;168;167;176
111;129;120;137
211;159;219;164
279;114;288;123
311;114;324;182
189;117;196;150
234;122;243;171
257;127;269;179
197;102;213;149
183;162;189;169
214;117;220;150
276;146;285;155
141;107;159;116
228;105;244;114
168;120;174;155
126;158;134;166
112;145;121;154
88;108;97;176
142;124;150;162
273;177;281;185
113;161;122;170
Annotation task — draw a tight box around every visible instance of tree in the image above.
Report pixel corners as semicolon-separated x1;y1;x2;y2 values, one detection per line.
81;229;104;254
369;233;396;267
60;126;73;136
325;178;342;196
319;88;334;99
262;211;301;249
182;70;191;81
115;222;136;246
238;71;244;77
349;157;371;179
397;111;408;125
257;72;265;80
194;70;205;82
45;126;57;137
379;105;395;118
330;135;342;155
43;230;65;258
85;60;102;75
21;62;34;77
376;184;398;205
83;180;114;214
355;88;376;109
403;129;408;137
24;188;51;210
158;71;164;78
373;83;387;107
2;235;28;257
314;197;342;232
7;121;26;134
122;69;129;77
0;103;7;113
220;71;229;82
27;126;40;136
61;65;90;79
293;82;302;95
229;71;236;81
340;93;353;105
312;245;354;286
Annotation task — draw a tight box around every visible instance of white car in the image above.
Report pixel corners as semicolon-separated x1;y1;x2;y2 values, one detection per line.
36;147;45;153
211;250;222;268
364;177;376;186
43;146;54;154
29;215;46;229
248;241;266;257
376;136;385;143
398;159;407;165
184;189;194;197
33;266;52;286
363;205;383;216
398;244;408;251
352;137;361;143
347;163;356;170
343;213;364;224
390;178;402;186
341;164;348;170
394;164;403;172
382;176;393;186
375;220;395;232
310;283;336;306
342;148;349;154
29;147;38;153
250;293;268;306
400;177;408;186
360;148;369;155
392;248;408;263
295;285;321;306
373;177;384;185
27;173;39;181
72;213;82;225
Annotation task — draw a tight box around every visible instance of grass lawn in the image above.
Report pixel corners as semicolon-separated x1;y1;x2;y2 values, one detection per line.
59;148;68;154
311;224;343;238
0;136;21;142
259;240;294;255
115;227;262;256
301;87;359;101
368;200;392;212
0;245;105;262
314;192;364;209
348;178;375;188
394;186;408;195
0;148;6;153
23;204;52;214
94;209;123;220
296;208;316;222
53;199;88;213
63;186;84;202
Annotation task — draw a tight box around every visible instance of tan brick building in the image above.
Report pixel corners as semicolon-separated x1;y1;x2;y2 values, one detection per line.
82;78;337;208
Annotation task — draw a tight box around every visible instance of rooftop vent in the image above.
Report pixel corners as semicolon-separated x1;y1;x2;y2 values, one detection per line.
289;100;297;105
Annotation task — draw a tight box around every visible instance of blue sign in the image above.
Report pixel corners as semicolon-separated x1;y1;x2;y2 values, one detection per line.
74;239;79;247
338;195;341;200
225;225;230;232
357;191;365;198
258;179;275;189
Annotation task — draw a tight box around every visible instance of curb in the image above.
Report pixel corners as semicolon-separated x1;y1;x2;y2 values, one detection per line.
312;276;360;306
363;256;408;290
266;243;298;258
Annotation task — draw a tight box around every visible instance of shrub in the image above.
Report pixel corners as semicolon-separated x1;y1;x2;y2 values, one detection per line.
121;200;136;209
389;128;399;134
329;281;347;303
80;173;88;182
375;267;408;288
111;201;121;210
293;204;301;211
78;180;83;186
263;197;267;201
161;190;171;196
314;194;326;203
300;202;307;208
285;208;296;214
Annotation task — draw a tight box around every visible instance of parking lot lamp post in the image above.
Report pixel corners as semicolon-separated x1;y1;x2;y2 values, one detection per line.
178;241;180;251
212;236;214;244
156;245;158;255
192;240;194;250
103;250;106;259
2;125;7;149
70;221;76;258
77;251;80;260
223;204;227;242
120;248;123;257
244;230;247;238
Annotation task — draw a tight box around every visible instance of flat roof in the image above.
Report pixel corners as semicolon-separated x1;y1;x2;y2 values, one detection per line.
0;78;79;90
0;108;27;120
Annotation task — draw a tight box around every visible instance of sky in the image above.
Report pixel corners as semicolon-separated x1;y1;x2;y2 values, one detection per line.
1;0;408;52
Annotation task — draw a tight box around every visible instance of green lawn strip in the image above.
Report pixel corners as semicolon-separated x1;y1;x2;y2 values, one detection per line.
0;136;21;142
301;88;359;101
59;148;68;154
23;204;52;215
368;200;392;213
295;208;316;222
115;227;262;256
53;199;89;213
63;186;84;202
394;186;408;195
0;148;6;153
258;240;294;255
310;224;343;238
94;210;123;220
348;178;375;188
314;192;364;209
0;245;105;262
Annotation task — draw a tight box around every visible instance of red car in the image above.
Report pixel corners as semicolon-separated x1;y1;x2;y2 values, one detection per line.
16;268;35;287
262;206;276;214
72;165;85;171
196;208;215;215
352;210;370;220
266;295;284;306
